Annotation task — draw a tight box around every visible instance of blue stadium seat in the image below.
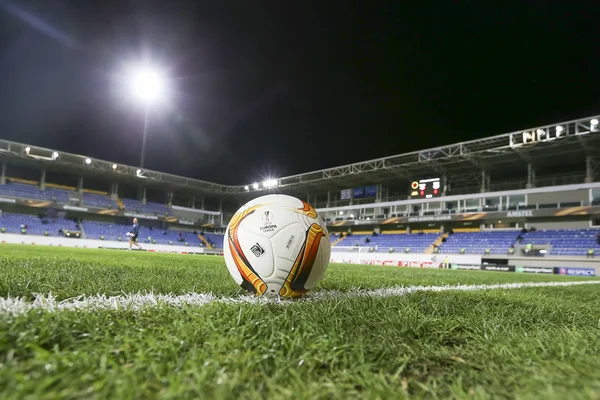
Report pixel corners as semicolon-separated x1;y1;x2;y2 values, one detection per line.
0;213;78;236
335;233;438;253
521;229;600;256
438;231;521;255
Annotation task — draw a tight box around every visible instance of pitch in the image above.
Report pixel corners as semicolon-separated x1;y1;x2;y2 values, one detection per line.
0;245;599;399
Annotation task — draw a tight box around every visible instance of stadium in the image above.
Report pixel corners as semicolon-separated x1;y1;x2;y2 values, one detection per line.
1;115;600;398
3;2;600;398
0;115;599;266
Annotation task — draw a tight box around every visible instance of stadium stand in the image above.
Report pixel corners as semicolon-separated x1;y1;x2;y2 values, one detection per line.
120;198;170;215
202;232;224;248
82;192;117;209
438;230;521;255
0;182;74;203
520;229;600;256
0;212;79;236
82;220;204;245
336;232;439;253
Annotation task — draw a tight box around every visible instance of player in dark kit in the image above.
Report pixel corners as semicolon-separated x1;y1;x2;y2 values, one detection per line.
128;218;142;250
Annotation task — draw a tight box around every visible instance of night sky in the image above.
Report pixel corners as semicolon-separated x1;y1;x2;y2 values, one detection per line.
0;0;599;185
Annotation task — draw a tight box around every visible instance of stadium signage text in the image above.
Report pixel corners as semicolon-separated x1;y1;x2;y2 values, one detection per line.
353;220;376;225
559;267;596;276
407;215;452;223
451;264;481;270
516;266;553;274
178;220;195;226
481;265;515;272
506;210;534;218
399;261;441;268
510;128;575;147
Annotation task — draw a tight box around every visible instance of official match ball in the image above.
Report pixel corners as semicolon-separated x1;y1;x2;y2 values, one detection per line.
223;194;331;298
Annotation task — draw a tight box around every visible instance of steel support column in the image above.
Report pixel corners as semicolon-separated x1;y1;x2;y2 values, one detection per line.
40;169;46;191
0;162;6;185
527;164;536;189
219;200;223;225
585;156;594;183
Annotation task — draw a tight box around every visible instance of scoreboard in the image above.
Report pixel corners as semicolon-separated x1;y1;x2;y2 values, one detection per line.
410;178;441;199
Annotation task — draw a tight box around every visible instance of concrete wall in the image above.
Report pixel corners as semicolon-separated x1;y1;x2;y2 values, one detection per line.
0;233;209;254
527;189;589;204
330;250;480;266
483;254;599;269
527;219;591;230
170;206;220;224
506;256;599;269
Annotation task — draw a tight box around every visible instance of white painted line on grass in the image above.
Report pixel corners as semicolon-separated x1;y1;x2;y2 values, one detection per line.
1;280;599;316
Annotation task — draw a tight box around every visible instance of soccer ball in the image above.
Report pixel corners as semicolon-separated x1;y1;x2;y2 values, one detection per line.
223;194;331;298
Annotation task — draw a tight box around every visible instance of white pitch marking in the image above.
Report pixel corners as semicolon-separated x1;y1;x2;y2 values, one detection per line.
0;280;599;316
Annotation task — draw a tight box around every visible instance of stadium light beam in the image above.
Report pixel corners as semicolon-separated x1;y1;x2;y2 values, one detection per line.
85;158;92;165
125;63;168;169
128;66;166;105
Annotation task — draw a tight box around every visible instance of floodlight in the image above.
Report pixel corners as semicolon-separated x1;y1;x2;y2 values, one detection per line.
252;183;259;190
85;158;92;164
536;129;544;135
112;164;117;170
52;152;59;159
128;65;166;104
350;213;354;218
339;211;344;215
244;185;249;191
262;178;278;188
25;147;30;154
556;125;563;133
136;169;141;175
591;119;599;126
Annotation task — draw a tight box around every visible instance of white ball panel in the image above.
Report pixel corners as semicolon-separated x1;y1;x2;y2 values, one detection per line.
238;204;298;240
269;222;306;263
303;234;331;290
235;223;275;278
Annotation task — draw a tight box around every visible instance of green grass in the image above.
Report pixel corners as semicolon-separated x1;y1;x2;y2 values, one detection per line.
0;244;599;399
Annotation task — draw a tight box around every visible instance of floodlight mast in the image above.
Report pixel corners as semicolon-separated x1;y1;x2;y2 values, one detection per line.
140;107;149;169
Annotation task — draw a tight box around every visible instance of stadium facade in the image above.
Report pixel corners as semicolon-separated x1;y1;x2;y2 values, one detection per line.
0;115;599;271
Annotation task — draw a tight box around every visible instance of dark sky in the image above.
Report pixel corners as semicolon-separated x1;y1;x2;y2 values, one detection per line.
0;0;599;185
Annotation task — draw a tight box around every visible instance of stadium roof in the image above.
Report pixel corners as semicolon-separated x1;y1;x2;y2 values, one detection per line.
0;115;599;197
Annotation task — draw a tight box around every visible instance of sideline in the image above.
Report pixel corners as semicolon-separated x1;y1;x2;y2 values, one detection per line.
1;280;599;316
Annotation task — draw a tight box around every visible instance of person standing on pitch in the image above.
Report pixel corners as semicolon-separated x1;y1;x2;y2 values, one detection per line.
128;218;142;251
